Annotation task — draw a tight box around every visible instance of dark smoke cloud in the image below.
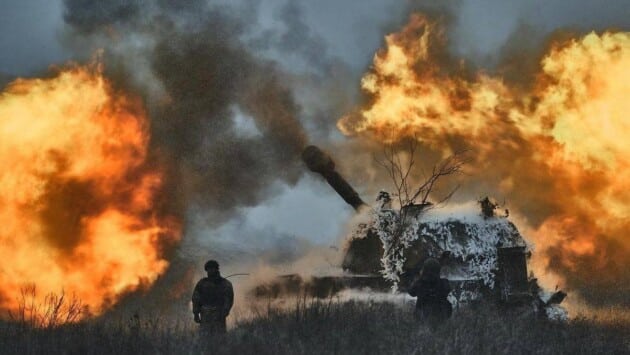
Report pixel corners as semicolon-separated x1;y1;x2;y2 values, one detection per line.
58;0;320;314
242;1;360;146
243;1;343;76
63;0;141;32
63;0;307;227
270;1;331;72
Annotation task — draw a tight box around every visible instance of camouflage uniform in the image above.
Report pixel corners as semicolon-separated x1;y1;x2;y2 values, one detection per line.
408;258;452;328
192;276;234;333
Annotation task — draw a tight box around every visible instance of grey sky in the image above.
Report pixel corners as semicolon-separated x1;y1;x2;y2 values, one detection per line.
3;0;629;75
452;0;630;66
0;0;67;75
1;0;629;251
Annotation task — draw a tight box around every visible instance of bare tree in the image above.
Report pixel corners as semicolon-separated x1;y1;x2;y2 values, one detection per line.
374;139;466;211
373;139;467;288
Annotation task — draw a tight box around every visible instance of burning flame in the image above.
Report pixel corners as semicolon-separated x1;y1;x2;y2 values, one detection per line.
0;63;181;319
339;14;630;305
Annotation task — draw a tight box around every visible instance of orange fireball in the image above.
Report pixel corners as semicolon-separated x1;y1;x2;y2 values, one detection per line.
340;14;630;306
0;63;181;320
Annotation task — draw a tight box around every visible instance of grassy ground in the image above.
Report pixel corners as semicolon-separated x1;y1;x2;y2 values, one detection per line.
1;299;628;355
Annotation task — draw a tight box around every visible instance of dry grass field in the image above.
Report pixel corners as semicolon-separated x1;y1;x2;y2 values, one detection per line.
1;298;628;355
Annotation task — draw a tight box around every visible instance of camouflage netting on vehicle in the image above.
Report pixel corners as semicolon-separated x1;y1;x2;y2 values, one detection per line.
345;196;567;321
416;206;527;287
352;200;527;289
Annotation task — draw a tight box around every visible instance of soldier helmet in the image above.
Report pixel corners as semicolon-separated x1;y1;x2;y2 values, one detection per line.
421;257;441;280
204;260;220;271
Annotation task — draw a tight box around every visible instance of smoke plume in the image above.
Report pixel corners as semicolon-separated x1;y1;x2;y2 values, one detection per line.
62;0;309;226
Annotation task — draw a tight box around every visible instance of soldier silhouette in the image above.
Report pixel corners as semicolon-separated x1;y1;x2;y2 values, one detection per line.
408;257;452;329
192;260;234;333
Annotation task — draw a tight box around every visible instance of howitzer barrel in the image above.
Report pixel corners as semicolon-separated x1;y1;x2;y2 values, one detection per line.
302;145;366;211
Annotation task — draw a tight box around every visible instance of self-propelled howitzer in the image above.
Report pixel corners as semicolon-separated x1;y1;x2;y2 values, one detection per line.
253;146;567;319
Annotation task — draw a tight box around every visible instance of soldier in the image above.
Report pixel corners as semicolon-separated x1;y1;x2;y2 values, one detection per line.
192;260;234;333
408;257;452;329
